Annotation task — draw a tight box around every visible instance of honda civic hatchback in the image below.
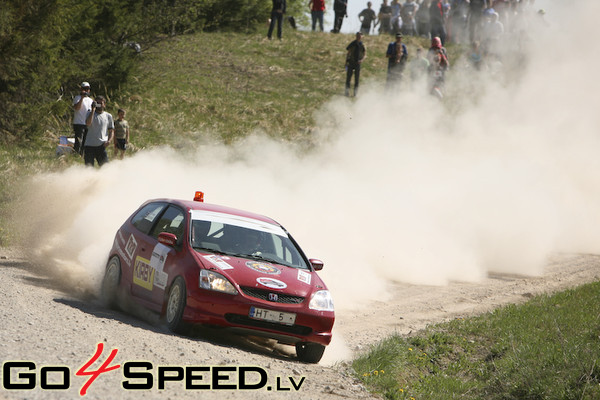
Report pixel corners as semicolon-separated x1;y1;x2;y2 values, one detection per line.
101;192;334;363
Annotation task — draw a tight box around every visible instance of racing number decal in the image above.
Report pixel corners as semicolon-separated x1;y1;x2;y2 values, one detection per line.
133;256;154;290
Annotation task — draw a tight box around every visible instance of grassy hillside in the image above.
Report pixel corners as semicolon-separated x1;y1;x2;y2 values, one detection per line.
0;29;444;245
113;29;440;146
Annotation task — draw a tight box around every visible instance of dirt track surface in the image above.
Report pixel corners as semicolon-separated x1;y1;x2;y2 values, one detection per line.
1;247;599;400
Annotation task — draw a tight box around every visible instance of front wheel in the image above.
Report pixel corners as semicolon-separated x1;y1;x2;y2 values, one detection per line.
295;342;326;363
166;277;189;334
101;256;121;309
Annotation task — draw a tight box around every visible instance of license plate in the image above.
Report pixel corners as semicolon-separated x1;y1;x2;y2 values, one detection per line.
249;307;296;326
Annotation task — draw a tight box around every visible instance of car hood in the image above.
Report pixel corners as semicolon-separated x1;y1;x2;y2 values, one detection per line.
194;251;325;297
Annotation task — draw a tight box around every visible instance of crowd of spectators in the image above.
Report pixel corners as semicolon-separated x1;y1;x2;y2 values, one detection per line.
339;0;548;97
368;0;548;62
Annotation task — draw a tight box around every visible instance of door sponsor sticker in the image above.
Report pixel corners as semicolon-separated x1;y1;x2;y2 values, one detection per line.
151;243;170;289
133;256;154;290
125;235;137;259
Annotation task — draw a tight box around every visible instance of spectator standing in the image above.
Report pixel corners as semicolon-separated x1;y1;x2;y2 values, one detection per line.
84;95;114;167
469;40;484;70
448;0;468;43
359;2;377;35
308;0;326;31
427;36;449;98
409;47;430;83
386;33;408;88
345;32;366;96
390;0;403;34
401;0;419;36
267;0;286;40
429;0;447;45
416;0;431;38
427;36;449;63
468;0;486;42
481;11;504;57
378;0;393;34
72;82;93;155
113;108;130;160
331;0;348;33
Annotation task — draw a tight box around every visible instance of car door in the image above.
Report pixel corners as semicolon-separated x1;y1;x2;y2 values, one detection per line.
131;204;186;305
126;202;166;300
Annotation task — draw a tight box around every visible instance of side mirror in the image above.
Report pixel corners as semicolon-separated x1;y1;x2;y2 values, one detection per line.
309;258;324;271
158;232;177;247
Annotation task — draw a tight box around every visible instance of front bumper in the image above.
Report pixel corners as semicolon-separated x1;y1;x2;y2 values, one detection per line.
183;287;334;346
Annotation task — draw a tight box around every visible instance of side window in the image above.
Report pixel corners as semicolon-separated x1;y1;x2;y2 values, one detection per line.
191;220;224;250
150;205;186;241
131;203;167;235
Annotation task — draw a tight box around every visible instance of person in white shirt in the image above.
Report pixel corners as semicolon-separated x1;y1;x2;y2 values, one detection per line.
72;82;93;155
84;95;114;167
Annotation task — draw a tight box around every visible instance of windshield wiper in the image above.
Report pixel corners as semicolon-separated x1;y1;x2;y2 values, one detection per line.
193;247;233;257
240;252;295;268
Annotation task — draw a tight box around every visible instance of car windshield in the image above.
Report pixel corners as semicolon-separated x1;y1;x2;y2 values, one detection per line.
189;210;309;270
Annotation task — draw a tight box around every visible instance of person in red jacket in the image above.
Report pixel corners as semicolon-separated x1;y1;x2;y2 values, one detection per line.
427;36;449;98
308;0;326;31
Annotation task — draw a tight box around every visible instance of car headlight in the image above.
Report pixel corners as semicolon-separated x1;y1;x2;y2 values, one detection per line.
199;270;238;295
309;290;334;311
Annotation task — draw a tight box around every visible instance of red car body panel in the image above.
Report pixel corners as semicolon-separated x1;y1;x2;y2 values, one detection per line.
107;198;334;347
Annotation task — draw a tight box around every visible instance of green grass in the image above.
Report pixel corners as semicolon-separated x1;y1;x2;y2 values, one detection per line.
110;30;440;146
352;281;600;400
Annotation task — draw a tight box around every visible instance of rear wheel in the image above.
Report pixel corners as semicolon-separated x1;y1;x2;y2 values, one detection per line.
295;342;326;363
101;256;121;309
166;277;188;334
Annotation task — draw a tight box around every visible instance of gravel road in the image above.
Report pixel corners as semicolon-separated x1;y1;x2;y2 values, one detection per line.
1;247;598;400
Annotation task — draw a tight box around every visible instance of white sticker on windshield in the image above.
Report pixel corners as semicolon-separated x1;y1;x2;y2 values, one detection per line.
190;209;286;237
297;269;312;285
204;254;234;270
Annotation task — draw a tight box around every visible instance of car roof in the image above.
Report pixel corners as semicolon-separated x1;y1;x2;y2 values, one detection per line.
147;198;280;226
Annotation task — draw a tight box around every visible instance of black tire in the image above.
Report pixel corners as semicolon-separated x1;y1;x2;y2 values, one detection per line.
165;277;189;334
295;342;326;363
101;256;121;309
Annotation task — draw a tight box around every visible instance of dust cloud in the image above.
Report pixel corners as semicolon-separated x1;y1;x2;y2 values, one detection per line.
14;1;599;330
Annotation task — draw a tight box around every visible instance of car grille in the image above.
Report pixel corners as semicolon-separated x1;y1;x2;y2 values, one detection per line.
240;287;304;304
225;314;313;336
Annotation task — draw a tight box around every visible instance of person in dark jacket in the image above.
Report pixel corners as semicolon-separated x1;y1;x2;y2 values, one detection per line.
386;33;408;88
345;32;366;96
429;0;447;45
267;0;286;40
331;0;348;33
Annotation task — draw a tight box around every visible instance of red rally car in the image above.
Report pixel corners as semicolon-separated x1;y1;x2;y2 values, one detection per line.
102;192;334;363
